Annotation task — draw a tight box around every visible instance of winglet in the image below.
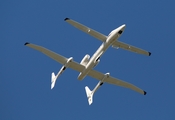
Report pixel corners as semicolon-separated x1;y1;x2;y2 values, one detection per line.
24;42;30;45
64;18;70;21
144;91;147;95
148;52;151;56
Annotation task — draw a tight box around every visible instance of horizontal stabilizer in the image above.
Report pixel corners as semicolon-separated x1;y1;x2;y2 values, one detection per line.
85;86;93;105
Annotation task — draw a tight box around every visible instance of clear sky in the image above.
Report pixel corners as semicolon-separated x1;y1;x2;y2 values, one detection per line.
1;0;175;119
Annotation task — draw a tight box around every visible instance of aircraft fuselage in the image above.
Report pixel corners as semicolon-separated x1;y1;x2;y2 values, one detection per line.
78;24;125;80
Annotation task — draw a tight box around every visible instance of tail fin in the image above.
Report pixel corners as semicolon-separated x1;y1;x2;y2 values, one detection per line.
85;86;93;105
51;72;56;89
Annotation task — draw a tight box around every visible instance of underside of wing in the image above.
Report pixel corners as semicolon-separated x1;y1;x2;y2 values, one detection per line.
65;18;107;42
88;70;146;95
68;61;85;72
25;42;85;72
112;41;151;56
25;42;68;64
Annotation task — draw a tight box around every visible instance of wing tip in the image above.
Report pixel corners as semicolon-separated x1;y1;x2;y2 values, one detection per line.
144;91;147;95
148;52;151;56
64;18;70;21
24;42;30;45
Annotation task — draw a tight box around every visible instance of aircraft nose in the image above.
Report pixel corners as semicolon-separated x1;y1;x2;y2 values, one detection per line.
117;24;126;35
121;24;126;30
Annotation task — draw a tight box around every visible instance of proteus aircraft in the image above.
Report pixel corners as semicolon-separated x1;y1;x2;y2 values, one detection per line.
25;18;151;105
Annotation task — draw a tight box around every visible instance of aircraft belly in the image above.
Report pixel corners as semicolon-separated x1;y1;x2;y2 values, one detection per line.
78;67;91;80
77;41;114;81
77;58;96;80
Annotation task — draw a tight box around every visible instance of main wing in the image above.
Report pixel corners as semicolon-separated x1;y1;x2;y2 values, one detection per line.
88;69;146;95
112;41;151;56
24;42;85;72
65;18;107;42
25;42;146;95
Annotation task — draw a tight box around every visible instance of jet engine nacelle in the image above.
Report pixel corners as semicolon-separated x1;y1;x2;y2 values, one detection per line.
80;54;90;66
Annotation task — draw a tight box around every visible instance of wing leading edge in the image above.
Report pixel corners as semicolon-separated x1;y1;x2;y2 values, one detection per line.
64;18;107;42
65;18;151;56
88;70;146;95
25;42;146;95
24;42;85;72
112;41;151;56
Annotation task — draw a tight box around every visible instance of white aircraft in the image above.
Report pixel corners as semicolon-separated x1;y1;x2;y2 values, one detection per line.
25;18;150;105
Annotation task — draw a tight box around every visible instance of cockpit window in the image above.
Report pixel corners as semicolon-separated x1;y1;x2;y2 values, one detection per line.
118;30;123;34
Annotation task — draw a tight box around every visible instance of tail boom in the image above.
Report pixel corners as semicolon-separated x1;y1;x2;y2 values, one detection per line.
84;73;109;105
51;66;66;89
85;81;104;105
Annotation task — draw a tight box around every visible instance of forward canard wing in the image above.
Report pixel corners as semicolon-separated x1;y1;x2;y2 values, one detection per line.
64;18;107;42
112;41;151;56
65;18;151;56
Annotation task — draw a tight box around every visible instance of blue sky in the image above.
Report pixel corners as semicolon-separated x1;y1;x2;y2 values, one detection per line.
1;0;175;119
